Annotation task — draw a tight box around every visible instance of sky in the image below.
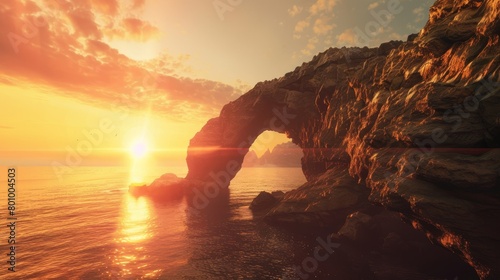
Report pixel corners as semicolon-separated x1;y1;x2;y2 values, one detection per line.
0;0;434;169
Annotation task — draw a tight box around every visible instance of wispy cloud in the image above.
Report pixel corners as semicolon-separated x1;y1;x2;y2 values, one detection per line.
0;125;14;129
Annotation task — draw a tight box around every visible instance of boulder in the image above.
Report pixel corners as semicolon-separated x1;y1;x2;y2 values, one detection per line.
250;191;283;212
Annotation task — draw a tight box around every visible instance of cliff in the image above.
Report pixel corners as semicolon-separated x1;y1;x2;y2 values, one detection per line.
143;0;500;278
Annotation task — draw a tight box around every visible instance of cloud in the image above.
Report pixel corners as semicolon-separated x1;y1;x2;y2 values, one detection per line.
301;37;319;56
368;2;380;10
309;0;337;15
406;4;431;31
291;0;338;56
413;7;427;22
294;20;310;34
68;9;102;39
336;29;358;46
413;7;424;15
107;17;160;41
313;17;335;35
90;0;119;16
288;5;303;17
131;0;146;10
0;0;241;122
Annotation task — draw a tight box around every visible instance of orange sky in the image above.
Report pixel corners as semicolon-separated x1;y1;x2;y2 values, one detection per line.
0;0;292;168
0;0;431;168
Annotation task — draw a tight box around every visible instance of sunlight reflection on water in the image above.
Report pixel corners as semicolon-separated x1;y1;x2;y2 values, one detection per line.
112;194;155;278
10;166;308;279
119;195;152;243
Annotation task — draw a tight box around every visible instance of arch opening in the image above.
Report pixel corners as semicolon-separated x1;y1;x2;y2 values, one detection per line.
234;130;307;212
242;131;303;168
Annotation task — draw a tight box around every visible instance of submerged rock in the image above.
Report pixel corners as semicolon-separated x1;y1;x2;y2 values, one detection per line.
249;191;284;212
129;173;185;200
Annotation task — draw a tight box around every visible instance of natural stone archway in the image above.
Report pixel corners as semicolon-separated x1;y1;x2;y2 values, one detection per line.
184;45;372;183
137;0;500;278
185;85;318;183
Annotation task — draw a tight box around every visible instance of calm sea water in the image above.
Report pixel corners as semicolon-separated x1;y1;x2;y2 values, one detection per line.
1;166;322;280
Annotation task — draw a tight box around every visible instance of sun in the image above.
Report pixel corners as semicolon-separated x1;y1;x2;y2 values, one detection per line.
130;138;148;159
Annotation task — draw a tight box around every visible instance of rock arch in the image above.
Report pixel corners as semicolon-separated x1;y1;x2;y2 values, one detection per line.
185;86;316;184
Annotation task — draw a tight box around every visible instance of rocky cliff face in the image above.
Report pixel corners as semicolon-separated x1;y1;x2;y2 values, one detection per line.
148;0;500;278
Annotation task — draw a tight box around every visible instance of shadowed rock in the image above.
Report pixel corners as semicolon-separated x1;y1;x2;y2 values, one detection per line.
129;173;185;200
249;191;284;212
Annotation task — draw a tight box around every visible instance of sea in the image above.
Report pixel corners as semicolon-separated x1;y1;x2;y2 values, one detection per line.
0;166;346;280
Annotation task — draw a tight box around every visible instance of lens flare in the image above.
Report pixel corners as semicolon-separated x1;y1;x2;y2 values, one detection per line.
130;139;148;159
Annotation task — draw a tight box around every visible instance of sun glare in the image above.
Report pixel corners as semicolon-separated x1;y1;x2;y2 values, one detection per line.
130;139;148;159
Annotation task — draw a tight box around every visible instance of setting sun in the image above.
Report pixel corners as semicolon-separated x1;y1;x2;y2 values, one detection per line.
130;139;148;159
129;137;150;184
